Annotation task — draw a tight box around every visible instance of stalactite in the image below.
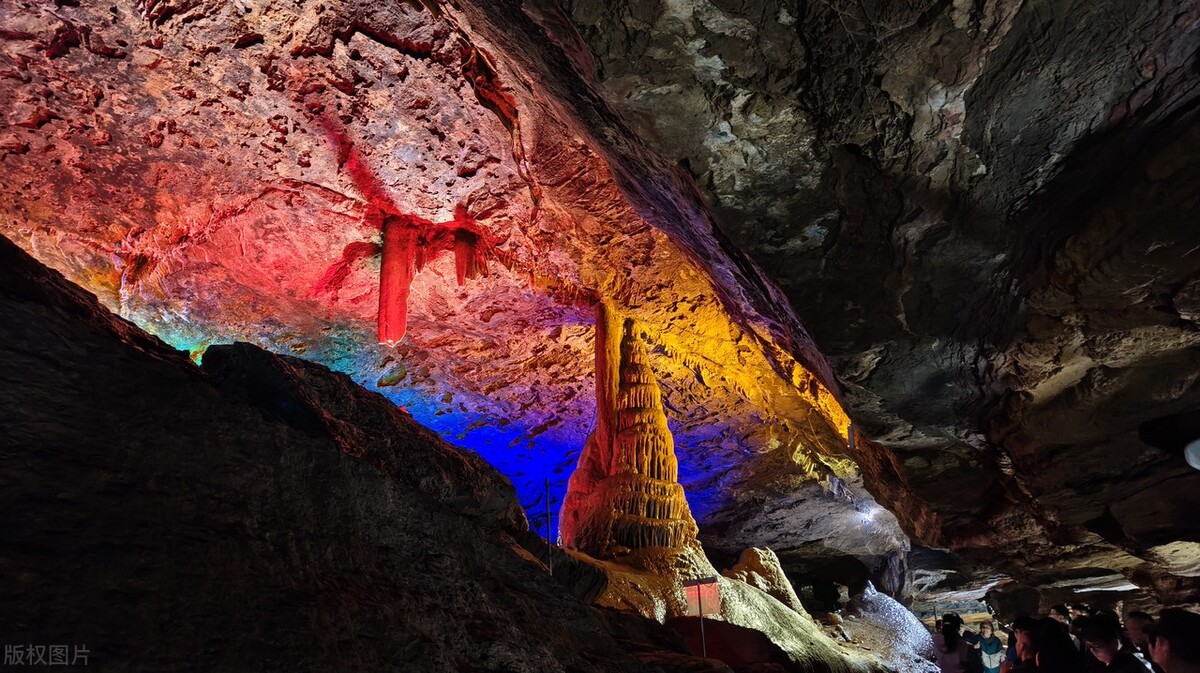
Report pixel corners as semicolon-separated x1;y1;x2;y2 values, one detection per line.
378;214;418;346
374;205;492;347
453;229;483;286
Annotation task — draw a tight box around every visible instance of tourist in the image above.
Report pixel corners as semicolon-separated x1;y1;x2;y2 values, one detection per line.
1098;609;1139;649
1149;609;1200;673
1079;613;1152;673
963;623;984;673
977;620;1006;673
935;613;973;673
1000;616;1027;673
1047;603;1086;652
1035;617;1085;673
1125;611;1156;666
1006;616;1040;673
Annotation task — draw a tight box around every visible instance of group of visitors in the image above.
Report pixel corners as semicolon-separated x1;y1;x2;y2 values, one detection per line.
933;614;1006;673
932;605;1200;673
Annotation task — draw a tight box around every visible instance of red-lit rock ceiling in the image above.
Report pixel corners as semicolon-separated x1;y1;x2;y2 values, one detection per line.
4;0;1199;611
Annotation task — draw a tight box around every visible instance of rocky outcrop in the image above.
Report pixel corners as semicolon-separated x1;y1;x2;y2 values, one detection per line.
0;234;658;671
723;547;807;616
202;339;527;531
560;301;699;559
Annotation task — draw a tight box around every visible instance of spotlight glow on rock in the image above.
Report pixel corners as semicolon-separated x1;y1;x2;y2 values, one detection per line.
1186;439;1200;471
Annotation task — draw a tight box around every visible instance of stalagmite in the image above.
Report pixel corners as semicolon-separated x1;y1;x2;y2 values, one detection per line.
558;301;699;559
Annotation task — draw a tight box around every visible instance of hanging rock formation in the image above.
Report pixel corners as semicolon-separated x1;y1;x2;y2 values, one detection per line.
559;301;699;559
376;205;492;346
377;212;419;346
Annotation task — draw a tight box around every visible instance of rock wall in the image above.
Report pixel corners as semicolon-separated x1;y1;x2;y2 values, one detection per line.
0;0;875;580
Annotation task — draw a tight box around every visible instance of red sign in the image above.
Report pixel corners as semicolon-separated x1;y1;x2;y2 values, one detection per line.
683;577;721;617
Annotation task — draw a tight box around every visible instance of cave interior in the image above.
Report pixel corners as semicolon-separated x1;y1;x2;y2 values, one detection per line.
2;0;1199;670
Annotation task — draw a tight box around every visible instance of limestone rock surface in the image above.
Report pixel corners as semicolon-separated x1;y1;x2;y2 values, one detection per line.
0;0;874;591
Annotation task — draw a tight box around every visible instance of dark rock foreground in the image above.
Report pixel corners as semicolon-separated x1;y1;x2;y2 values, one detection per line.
0;233;659;672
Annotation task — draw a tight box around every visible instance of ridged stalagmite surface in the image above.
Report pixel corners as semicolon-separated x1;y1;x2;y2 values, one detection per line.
560;301;698;559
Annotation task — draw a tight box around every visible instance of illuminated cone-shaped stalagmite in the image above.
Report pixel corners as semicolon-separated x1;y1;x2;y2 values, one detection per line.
559;301;699;559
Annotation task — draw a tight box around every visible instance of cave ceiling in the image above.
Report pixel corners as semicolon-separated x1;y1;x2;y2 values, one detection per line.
2;0;1199;605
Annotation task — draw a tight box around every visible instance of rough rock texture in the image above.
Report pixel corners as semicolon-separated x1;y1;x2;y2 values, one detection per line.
0;0;880;588
560;301;700;559
908;545;1006;617
723;547;807;616
668;617;797;671
573;543;888;672
841;584;937;673
703;482;911;601
563;0;1200;605
0;234;662;672
4;0;1199;614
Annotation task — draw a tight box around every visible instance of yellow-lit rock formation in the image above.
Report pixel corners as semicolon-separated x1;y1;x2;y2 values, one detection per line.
559;300;698;559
